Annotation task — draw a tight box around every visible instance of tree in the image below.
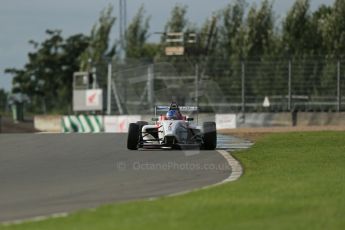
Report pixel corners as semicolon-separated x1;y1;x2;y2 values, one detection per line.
158;4;193;76
79;5;116;71
244;0;275;57
5;30;89;113
125;6;158;59
4;5;117;114
164;4;188;33
282;0;312;56
218;0;247;59
162;3;189;54
0;89;7;112
205;0;247;102
310;4;332;55
321;0;345;56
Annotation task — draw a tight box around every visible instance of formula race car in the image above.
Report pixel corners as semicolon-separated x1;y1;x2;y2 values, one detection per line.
127;102;217;150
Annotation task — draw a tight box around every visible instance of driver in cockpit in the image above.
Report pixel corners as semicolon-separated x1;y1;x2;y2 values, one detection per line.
166;102;183;120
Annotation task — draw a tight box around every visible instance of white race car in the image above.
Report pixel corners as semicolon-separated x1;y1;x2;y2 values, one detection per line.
127;102;217;150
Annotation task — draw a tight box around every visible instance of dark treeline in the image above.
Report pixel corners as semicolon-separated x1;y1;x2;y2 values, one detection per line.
4;0;345;113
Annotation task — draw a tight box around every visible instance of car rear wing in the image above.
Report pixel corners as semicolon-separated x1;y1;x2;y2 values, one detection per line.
154;105;199;123
155;105;198;113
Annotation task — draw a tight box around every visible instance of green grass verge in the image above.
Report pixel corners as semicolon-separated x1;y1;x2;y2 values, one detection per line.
2;132;345;230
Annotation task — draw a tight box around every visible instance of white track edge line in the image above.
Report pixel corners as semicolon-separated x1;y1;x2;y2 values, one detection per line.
1;212;69;226
161;150;244;198
216;150;243;184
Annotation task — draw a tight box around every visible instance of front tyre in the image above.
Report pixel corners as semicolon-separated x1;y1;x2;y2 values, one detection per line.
202;122;217;150
127;123;140;150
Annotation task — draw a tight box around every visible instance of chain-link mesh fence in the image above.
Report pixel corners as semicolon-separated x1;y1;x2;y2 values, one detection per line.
103;56;345;115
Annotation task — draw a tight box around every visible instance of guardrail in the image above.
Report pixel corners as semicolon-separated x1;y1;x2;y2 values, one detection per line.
33;112;345;133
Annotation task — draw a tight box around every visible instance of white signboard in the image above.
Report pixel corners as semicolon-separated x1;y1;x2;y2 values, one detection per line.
104;116;142;133
73;89;103;111
86;89;102;107
215;114;237;130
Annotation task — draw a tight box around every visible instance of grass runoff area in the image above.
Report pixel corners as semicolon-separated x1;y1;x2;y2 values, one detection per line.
2;131;345;230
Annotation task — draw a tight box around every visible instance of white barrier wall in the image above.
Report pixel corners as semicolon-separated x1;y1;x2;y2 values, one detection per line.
104;115;142;133
34;115;62;132
238;113;291;127
215;114;237;129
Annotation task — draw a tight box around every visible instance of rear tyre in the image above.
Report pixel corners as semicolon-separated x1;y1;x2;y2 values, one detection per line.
127;123;140;150
202;122;217;150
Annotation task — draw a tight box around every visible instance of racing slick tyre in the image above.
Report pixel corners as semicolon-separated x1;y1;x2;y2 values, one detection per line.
202;122;217;150
127;123;140;150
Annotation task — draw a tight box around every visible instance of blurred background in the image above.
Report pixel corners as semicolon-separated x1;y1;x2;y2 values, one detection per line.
1;0;344;131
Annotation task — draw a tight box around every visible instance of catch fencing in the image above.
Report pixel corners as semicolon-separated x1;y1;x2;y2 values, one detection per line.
99;56;345;115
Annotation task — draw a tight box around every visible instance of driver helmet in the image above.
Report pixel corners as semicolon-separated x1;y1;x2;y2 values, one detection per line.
166;110;178;120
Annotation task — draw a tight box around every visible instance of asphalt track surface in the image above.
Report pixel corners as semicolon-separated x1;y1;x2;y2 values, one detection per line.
0;134;231;222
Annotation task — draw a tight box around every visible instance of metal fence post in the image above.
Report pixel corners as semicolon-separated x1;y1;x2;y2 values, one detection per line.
195;64;200;124
147;64;154;109
111;69;124;115
107;61;112;115
195;64;199;109
288;59;292;111
241;61;246;114
337;59;341;112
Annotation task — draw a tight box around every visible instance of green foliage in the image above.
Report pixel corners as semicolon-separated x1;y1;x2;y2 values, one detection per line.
0;89;7;112
322;0;345;56
310;5;332;55
164;4;188;33
125;6;157;59
218;0;247;58
79;5;116;71
244;0;275;57
5;30;89;113
283;0;312;55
